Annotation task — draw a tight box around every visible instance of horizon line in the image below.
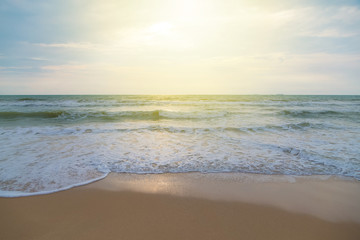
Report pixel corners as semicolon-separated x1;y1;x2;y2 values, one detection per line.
1;94;359;96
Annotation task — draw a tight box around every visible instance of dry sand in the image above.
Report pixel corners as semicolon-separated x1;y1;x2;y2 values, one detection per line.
1;173;360;240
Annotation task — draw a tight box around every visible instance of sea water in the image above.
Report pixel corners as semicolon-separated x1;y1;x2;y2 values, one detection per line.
0;95;359;196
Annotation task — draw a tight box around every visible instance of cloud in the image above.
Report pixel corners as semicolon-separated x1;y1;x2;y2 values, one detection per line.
0;66;31;70
278;6;360;38
40;64;91;71
34;42;101;50
332;6;360;23
28;57;49;61
1;0;360;94
299;29;357;38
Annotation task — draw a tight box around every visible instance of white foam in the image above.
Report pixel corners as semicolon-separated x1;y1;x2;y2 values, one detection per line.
1;96;359;197
0;174;108;197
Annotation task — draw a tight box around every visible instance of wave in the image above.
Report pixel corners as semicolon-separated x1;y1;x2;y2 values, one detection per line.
0;111;68;119
16;97;45;101
1;136;358;197
8;108;355;123
0;122;334;138
1;95;359;110
224;122;329;134
0;110;228;121
279;110;360;118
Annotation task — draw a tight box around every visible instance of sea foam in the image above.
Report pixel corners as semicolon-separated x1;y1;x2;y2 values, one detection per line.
0;95;359;196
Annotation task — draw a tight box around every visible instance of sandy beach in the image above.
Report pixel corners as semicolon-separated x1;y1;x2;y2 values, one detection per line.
1;173;360;240
2;0;360;238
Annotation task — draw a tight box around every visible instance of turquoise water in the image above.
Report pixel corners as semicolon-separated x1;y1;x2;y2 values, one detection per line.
0;95;359;196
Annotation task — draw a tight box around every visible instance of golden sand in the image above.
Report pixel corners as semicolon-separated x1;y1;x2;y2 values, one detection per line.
1;173;360;240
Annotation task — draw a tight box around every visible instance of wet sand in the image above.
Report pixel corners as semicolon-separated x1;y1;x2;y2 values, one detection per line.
1;173;360;240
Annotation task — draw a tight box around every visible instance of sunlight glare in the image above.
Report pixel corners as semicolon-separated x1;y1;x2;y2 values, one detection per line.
148;22;173;35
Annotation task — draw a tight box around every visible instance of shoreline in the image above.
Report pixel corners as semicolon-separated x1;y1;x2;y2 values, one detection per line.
1;173;360;239
87;172;360;223
1;172;358;198
2;172;360;221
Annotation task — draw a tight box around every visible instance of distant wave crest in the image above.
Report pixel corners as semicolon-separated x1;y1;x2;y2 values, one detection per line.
0;110;228;121
279;109;360;118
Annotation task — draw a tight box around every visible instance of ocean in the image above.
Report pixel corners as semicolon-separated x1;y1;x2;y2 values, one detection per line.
0;95;359;196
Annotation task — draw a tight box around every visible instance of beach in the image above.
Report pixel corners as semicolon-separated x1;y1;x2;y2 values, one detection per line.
1;173;360;240
2;0;360;237
1;95;359;239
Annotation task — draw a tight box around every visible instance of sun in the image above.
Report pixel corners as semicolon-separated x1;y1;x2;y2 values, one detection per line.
148;22;173;35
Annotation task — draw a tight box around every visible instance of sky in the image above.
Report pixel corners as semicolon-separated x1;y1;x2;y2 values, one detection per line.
0;0;360;95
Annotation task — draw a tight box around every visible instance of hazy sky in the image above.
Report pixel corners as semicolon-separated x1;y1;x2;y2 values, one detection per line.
0;0;359;94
